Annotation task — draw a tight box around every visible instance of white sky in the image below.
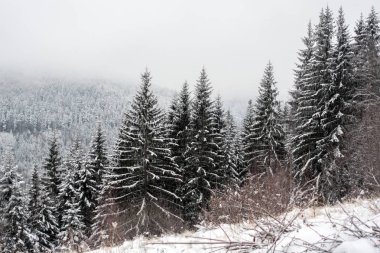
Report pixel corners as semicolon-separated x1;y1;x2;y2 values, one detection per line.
0;0;379;101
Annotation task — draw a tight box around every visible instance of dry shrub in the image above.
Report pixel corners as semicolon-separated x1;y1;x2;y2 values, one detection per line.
205;168;293;225
345;101;380;198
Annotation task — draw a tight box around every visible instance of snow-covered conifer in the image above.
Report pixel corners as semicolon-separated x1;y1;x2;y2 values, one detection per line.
182;68;219;226
0;158;34;253
59;196;87;253
291;8;335;203
101;70;181;239
241;99;255;177
316;7;355;202
58;139;87;248
247;62;286;175
28;166;59;252
364;7;380;95
212;95;229;186
42;133;62;200
77;124;108;239
222;110;240;186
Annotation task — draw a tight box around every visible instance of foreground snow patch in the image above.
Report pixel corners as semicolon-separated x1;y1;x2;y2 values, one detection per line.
89;198;380;253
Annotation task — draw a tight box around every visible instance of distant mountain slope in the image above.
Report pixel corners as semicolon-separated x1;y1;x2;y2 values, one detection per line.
0;75;174;177
0;74;246;178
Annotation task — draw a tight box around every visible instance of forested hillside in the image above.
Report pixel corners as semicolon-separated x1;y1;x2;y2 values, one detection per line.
0;5;379;253
0;75;246;179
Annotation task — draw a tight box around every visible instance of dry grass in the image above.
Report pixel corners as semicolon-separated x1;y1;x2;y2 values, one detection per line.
205;168;293;225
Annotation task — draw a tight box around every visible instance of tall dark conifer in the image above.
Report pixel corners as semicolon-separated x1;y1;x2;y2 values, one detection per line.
58;140;87;252
241;99;255;176
247;62;286;175
212;95;228;186
0;157;34;253
365;7;380;95
167;82;192;218
101;70;181;239
292;8;335;203
28;166;59;252
317;7;354;202
85;123;109;243
42;134;62;199
182;68;218;226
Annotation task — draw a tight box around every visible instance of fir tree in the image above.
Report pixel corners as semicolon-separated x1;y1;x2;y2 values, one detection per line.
167;93;179;126
0;160;34;253
248;62;286;175
102;70;181;239
364;7;380;95
292;8;335;203
241;99;255;177
182;68;218;226
0;151;15;212
233;130;246;185
212;95;228;186
28;166;59;252
317;7;354;202
169;82;191;173
290;21;315;115
222;110;240;186
59;197;87;253
167;82;192;219
85;123;109;242
42;134;62;200
41;133;63;229
58;139;87;249
353;13;371;102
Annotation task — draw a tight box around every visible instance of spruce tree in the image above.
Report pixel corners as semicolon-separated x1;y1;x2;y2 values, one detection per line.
42;133;63;229
290;21;314;115
85;123;109;242
167;82;192;220
58;139;87;249
365;7;380;95
317;7;354;202
102;70;181;239
241;99;255;177
28;166;59;252
353;13;371;103
248;62;285;175
0;151;15;212
182;68;218;226
0;160;34;253
222;110;240;186
167;93;179;127
291;8;335;203
42;134;62;200
59;196;87;252
169;82;191;173
291;21;318;196
212;95;228;186
233;130;246;185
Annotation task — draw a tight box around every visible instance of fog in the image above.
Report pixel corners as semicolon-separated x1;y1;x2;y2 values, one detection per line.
0;0;378;101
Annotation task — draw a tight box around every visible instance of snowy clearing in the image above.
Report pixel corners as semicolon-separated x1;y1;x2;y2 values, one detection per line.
88;198;380;253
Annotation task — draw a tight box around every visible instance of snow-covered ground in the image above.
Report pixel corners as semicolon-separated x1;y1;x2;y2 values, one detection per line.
89;198;380;253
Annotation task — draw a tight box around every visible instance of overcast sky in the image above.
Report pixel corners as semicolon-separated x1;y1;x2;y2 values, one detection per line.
0;0;379;101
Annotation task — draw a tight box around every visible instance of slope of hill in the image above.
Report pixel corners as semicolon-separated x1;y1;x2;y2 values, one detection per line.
0;74;173;177
88;198;380;253
0;73;247;178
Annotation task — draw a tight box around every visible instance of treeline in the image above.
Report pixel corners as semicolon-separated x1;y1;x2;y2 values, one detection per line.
0;6;379;253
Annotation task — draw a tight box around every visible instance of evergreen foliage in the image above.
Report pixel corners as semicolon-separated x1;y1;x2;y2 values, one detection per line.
58;140;88;251
101;70;181;239
241;99;256;177
182;68;219;226
28;166;59;252
0;157;34;253
248;62;286;175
